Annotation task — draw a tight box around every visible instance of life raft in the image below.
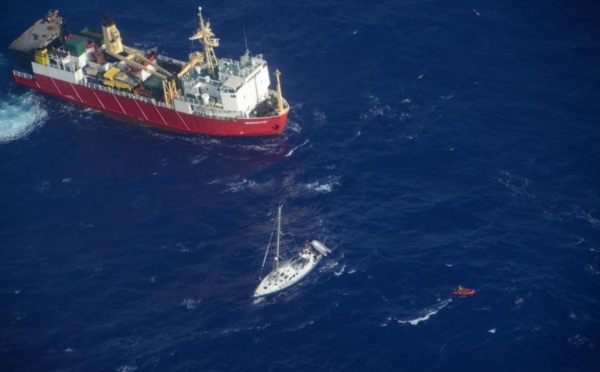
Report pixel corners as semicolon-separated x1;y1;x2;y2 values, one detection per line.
453;287;475;296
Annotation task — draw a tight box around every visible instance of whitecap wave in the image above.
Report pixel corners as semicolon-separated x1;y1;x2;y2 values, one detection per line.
252;296;266;305
396;299;452;326
568;334;596;349
225;178;257;193
117;365;138;372
496;170;534;198
0;91;47;143
303;175;340;194
285;139;309;157
313;108;327;123
359;93;397;121
181;298;201;310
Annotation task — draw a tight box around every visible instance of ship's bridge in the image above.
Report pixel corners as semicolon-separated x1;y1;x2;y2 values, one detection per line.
218;54;266;81
178;52;271;116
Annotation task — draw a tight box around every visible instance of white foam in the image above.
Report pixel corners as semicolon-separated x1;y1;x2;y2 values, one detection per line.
117;365;138;372
0;91;47;143
568;334;595;349
584;264;599;275
181;298;201;310
313;108;327;123
488;328;496;334
225;178;257;193
496;170;533;198
577;208;600;228
303;175;340;194
333;264;346;277
285;139;309;157
397;299;452;326
252;296;266;305
514;297;524;307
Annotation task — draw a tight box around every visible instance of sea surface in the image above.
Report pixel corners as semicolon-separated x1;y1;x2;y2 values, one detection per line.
1;0;599;371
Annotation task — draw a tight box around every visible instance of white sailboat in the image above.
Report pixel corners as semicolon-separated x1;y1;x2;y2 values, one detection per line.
254;205;331;297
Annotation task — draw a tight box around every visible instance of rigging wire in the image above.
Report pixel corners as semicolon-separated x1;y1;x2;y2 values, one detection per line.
258;211;277;279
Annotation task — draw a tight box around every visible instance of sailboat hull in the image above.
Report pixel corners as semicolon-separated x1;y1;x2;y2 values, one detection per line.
254;254;323;297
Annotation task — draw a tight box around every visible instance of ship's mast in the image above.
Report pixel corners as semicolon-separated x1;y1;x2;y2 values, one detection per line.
189;7;220;78
275;205;282;274
274;69;285;114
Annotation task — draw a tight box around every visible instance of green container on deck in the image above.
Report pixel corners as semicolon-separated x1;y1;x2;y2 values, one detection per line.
80;27;104;45
64;38;86;56
142;75;164;99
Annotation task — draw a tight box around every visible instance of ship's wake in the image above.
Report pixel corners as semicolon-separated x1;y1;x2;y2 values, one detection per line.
0;91;47;143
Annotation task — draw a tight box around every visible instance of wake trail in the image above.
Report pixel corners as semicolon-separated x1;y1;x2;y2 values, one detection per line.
285;139;309;157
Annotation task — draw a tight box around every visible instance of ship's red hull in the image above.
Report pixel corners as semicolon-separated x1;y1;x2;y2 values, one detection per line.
12;73;288;136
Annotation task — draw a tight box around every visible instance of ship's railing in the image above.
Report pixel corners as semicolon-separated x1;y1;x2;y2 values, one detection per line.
192;107;239;121
47;59;78;73
219;55;265;79
13;70;34;80
178;96;239;120
180;96;202;106
183;73;220;88
82;80;181;110
81;81;160;106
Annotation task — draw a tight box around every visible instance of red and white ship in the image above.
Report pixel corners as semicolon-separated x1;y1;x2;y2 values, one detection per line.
9;8;289;136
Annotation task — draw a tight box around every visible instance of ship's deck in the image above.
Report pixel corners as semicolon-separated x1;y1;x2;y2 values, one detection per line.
9;18;63;52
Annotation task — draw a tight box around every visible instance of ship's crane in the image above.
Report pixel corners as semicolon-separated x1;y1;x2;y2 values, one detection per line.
100;13;179;104
100;13;172;80
177;51;204;79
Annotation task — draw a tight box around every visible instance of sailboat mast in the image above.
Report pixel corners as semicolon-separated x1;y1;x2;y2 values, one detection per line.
276;205;282;273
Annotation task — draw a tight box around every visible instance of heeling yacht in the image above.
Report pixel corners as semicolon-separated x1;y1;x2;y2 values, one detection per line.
254;205;331;297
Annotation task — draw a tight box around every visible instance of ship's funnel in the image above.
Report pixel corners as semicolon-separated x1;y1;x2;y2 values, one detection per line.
101;13;123;54
100;13;115;27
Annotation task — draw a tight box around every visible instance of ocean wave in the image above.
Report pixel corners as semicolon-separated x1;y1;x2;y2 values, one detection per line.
0;91;47;143
359;93;398;121
285;119;302;134
224;178;258;193
312;108;327;123
302;175;340;194
181;298;201;310
190;155;207;164
396;299;452;326
496;170;534;198
117;365;138;372
568;334;596;349
284;139;309;157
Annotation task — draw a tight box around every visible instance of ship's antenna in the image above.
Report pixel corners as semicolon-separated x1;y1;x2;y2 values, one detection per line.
243;22;249;54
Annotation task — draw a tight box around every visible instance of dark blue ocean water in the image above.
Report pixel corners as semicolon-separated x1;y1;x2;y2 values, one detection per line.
2;0;599;371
